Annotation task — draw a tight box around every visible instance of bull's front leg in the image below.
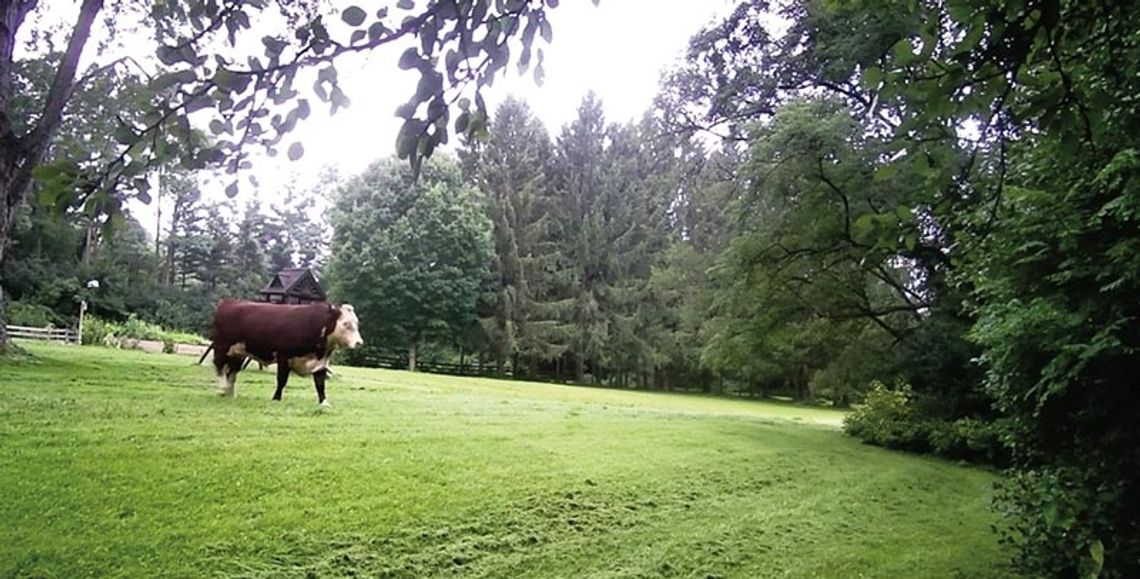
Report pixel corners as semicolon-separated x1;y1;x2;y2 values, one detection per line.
273;355;290;401
221;357;243;398
313;369;329;406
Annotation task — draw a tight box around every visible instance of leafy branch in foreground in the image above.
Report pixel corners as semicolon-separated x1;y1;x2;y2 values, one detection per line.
1;0;583;349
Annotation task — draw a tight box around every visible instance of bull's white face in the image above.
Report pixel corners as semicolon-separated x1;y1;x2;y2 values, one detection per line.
330;304;364;349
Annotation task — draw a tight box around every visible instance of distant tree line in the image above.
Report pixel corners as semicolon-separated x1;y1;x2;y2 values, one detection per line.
657;2;1140;577
327;91;931;406
323;1;1140;575
3;162;331;335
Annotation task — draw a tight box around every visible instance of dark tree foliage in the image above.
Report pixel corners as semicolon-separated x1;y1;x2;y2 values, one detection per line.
327;156;492;372
672;0;1140;575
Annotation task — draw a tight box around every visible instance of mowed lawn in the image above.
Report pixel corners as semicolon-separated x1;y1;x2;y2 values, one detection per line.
0;342;1013;578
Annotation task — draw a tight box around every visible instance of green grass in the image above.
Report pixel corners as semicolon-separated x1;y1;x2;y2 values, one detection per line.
0;342;1015;578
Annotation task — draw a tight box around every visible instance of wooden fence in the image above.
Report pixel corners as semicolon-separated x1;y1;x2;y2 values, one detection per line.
357;355;515;379
6;325;79;344
353;355;572;383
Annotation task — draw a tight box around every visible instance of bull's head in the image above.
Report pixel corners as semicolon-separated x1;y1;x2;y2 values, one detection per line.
330;304;364;349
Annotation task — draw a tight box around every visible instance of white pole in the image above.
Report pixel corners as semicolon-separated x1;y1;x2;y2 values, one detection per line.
77;300;86;344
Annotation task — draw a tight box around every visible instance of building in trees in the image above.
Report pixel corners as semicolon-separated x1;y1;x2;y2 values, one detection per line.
259;268;326;305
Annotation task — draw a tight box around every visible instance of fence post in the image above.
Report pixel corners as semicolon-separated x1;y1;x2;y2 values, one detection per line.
77;299;87;345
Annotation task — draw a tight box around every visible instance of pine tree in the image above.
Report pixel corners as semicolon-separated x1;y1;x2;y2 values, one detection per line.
198;202;239;293
462;96;563;375
232;201;270;298
163;175;208;288
549;93;611;383
598;118;678;388
264;180;329;275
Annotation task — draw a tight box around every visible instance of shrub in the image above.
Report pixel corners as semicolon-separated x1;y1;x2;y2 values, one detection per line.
928;417;1011;465
843;380;930;451
846;381;1011;465
6;300;62;327
80;316;206;351
995;467;1120;578
162;331;210;346
81;317;118;346
117;315;166;341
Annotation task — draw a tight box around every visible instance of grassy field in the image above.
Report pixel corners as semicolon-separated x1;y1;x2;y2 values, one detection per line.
0;342;1014;578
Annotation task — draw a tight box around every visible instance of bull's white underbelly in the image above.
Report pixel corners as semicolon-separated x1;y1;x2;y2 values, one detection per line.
226;342;271;364
288;354;330;376
226;342;329;376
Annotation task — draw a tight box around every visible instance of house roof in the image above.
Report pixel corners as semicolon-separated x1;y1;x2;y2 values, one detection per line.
260;268;326;299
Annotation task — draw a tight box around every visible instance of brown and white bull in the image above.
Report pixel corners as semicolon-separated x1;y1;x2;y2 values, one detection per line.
210;299;363;405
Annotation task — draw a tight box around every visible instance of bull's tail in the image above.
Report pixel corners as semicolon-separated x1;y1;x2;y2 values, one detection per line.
201;344;261;371
197;342;214;365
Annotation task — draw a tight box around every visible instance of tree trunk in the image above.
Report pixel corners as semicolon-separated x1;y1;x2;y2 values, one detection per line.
0;250;8;351
154;167;162;260
1;0;106;350
167;233;180;285
408;334;417;372
1;158;15;351
81;218;96;264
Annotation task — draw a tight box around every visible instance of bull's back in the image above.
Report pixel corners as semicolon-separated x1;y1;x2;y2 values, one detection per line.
212;300;330;357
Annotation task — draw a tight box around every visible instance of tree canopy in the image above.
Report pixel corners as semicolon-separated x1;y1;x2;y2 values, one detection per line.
1;0;575;347
3;1;1138;575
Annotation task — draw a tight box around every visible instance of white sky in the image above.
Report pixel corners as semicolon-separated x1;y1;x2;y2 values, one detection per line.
257;0;733;188
21;1;736;235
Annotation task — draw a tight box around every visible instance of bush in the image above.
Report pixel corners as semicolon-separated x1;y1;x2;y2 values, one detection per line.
846;381;1011;465
163;331;210;346
80;316;207;350
843;380;930;451
117;315;166;341
927;417;1011;465
6;299;63;327
150;297;211;335
995;467;1121;578
81;317;118;346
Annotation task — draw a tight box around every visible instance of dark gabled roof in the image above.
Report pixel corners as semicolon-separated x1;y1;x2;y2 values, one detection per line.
260;268;326;300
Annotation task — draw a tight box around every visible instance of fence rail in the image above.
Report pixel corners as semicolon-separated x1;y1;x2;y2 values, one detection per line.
6;325;79;343
352;355;549;380
357;355;496;377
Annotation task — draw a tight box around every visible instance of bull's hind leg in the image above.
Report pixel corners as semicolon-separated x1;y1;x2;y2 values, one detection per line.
273;355;290;401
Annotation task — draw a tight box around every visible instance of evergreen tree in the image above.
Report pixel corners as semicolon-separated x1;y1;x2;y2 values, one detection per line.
231;201;270;298
198;202;239;293
264;179;329;275
163;174;207;288
461;96;560;375
596;119;674;388
549;93;611;382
